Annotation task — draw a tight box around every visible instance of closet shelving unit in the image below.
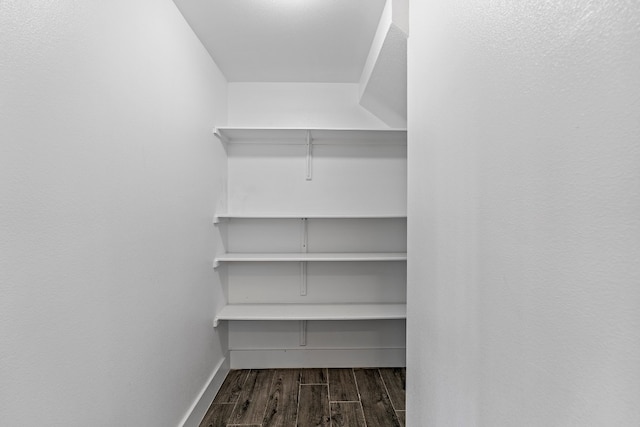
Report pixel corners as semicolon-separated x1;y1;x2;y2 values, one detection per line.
213;127;407;367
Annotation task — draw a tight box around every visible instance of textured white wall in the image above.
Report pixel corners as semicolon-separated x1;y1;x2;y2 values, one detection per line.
407;1;640;426
227;83;389;128
0;1;227;425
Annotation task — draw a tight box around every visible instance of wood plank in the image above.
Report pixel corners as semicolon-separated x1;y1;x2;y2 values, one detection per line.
301;368;327;384
297;385;330;427
228;369;274;425
379;368;406;410
396;410;406;427
328;368;359;401
353;369;401;427
330;402;366;427
262;369;301;427
199;403;235;427
212;369;249;404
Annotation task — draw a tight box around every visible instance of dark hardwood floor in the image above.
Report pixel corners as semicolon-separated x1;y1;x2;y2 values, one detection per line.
200;368;406;427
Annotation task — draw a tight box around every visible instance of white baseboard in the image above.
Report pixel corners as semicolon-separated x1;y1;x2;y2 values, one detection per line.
230;348;405;369
178;355;230;427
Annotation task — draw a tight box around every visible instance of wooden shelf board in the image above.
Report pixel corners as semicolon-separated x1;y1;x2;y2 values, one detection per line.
215;252;407;265
214;303;406;326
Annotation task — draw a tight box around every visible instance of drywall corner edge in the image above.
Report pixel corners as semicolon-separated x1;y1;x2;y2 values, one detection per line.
178;355;230;427
358;0;407;128
392;0;409;35
359;0;393;99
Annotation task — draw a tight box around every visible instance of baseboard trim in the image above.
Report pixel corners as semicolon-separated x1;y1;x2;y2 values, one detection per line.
178;355;230;427
230;348;405;369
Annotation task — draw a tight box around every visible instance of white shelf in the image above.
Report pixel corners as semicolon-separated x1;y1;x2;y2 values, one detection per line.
214;303;406;327
214;127;407;145
214;252;407;267
214;213;407;223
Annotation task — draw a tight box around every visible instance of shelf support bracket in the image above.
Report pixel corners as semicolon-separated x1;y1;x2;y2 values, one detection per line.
213;127;229;144
299;320;307;346
300;218;308;296
300;262;307;296
306;130;313;181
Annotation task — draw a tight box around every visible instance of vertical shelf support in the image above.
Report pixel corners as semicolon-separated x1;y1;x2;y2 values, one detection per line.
298;217;309;344
306;130;313;181
300;218;308;296
301;218;308;252
300;262;307;296
300;320;307;346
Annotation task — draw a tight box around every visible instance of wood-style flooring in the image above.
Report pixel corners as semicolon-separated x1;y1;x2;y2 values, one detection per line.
199;368;406;427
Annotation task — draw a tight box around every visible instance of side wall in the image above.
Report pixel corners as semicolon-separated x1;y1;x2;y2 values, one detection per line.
407;1;640;426
0;1;228;425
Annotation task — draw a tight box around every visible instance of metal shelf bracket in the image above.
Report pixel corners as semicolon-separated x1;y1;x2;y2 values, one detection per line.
306;130;313;181
300;218;308;296
300;320;307;346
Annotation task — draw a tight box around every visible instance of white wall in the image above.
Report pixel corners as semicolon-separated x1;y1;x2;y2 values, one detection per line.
358;0;408;129
408;1;640;426
0;1;227;425
391;0;408;35
228;83;390;128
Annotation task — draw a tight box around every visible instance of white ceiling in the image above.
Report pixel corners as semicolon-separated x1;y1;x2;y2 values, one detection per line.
172;0;387;82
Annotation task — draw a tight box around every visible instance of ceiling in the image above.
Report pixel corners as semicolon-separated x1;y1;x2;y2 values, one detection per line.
172;0;387;83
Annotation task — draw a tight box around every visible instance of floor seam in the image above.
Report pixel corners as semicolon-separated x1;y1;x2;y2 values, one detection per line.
351;368;368;427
